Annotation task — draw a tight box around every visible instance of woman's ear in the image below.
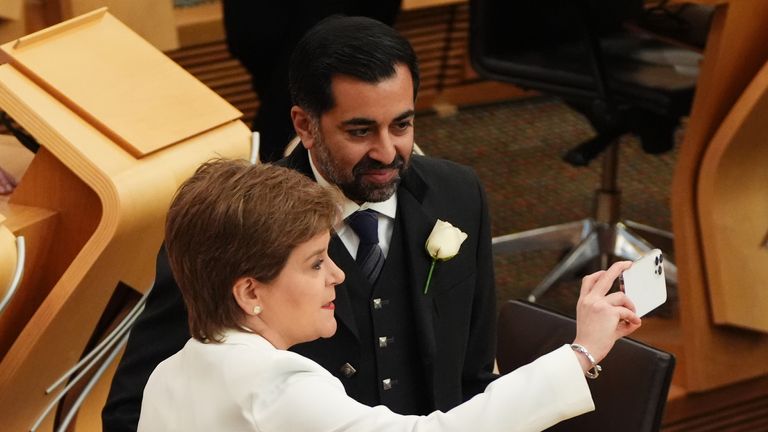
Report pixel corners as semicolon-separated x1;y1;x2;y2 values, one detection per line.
291;106;316;150
232;276;263;316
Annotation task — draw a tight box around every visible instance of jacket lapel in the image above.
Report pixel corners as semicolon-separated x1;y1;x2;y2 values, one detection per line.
328;233;360;342
397;160;438;369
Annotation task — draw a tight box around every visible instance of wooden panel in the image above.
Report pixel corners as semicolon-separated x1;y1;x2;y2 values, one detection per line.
396;3;473;96
0;11;25;44
0;134;33;184
175;1;224;48
0;0;22;20
697;59;768;332
0;9;241;158
64;0;178;51
670;0;768;391
0;201;57;359
662;374;768;431
0;152;70;359
402;0;465;10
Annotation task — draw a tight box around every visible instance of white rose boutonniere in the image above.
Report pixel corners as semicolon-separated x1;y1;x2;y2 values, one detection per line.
423;219;468;294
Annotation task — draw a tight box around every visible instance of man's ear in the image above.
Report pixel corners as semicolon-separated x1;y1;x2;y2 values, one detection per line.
232;276;263;316
291;106;316;150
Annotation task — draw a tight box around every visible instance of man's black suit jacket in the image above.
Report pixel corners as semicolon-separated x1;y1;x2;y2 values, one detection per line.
102;146;497;431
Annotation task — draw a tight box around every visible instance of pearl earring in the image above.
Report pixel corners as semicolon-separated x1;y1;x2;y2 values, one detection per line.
252;305;262;315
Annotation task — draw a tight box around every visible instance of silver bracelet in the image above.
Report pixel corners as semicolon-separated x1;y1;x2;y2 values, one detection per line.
570;343;602;379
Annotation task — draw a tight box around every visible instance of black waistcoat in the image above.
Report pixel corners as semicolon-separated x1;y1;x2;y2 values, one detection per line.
344;216;430;415
292;215;432;414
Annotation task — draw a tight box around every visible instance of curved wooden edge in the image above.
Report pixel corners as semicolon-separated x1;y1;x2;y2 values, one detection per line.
0;61;250;429
697;59;768;332
670;0;768;391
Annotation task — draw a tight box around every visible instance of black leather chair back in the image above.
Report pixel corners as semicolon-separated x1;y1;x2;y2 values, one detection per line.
497;300;675;432
469;0;692;116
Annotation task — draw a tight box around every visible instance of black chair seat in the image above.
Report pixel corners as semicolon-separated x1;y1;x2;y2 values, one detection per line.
497;300;676;432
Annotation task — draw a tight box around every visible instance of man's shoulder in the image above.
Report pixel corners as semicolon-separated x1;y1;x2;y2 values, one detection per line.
275;144;313;178
411;155;477;180
409;154;479;185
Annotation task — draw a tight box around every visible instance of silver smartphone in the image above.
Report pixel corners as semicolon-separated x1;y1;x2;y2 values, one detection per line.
621;249;667;317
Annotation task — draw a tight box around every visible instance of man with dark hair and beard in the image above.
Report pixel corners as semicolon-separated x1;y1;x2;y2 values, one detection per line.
103;16;497;431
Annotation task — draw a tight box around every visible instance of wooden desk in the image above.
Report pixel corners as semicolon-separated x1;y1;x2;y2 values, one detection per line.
664;0;768;392
0;10;251;430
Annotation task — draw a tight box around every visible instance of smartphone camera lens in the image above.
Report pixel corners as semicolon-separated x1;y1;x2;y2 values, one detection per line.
655;256;659;266
659;254;664;264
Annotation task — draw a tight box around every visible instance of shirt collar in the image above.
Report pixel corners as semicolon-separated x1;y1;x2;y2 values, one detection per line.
308;149;398;222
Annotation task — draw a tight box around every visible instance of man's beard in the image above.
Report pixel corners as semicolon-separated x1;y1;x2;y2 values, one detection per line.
312;130;410;203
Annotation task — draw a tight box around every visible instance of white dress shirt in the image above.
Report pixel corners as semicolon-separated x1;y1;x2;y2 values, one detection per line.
138;330;594;432
308;150;397;258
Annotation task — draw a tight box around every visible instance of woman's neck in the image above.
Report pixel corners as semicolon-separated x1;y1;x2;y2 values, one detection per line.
240;319;290;350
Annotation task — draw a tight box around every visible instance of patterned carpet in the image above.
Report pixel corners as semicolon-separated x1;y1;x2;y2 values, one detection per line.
414;96;680;317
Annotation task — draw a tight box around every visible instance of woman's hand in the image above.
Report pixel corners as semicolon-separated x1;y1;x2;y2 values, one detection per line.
572;261;641;368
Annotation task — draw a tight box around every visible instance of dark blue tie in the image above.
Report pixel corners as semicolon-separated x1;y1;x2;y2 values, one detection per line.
347;209;385;285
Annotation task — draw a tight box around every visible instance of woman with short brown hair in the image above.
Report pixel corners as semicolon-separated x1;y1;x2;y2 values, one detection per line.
164;159;342;344
139;160;641;432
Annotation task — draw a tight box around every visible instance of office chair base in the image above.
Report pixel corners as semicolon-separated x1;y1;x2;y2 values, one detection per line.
491;219;677;303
